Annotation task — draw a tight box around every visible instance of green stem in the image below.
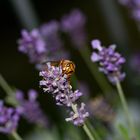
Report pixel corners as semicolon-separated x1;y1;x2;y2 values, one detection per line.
86;120;101;140
96;0;128;48
71;104;96;140
11;131;22;140
115;78;137;140
9;0;39;29
79;48;113;94
0;74;13;95
83;124;95;140
0;74;18;106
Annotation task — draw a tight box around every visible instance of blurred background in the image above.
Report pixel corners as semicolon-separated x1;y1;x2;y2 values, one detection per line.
0;0;140;89
0;0;140;139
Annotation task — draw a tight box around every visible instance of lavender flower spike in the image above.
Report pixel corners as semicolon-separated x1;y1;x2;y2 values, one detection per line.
18;29;47;64
16;89;48;127
91;39;126;84
39;62;89;126
119;0;140;22
40;21;69;61
18;21;70;70
39;63;82;107
40;21;63;52
61;9;87;48
0;101;21;134
66;103;89;126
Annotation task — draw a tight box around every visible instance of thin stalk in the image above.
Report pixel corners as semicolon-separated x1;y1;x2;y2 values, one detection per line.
71;104;96;140
0;74;13;95
96;0;128;49
9;0;39;29
11;131;22;140
79;47;113;94
83;124;95;140
86;120;101;140
115;78;137;140
0;74;18;106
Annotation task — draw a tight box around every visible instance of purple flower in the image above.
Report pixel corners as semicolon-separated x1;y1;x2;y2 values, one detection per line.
18;29;47;63
0;101;21;134
119;0;140;22
65;103;89;126
40;21;63;52
39;63;82;106
39;63;68;94
91;39;126;84
16;89;48;127
40;21;69;61
55;90;83;107
18;21;69;69
61;9;87;48
39;63;89;126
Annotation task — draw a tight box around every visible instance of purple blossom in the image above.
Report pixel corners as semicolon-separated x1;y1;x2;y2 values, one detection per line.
40;21;63;52
40;21;69;61
39;63;89;126
61;9;87;48
18;21;69;69
16;89;48;127
91;39;126;84
65;103;89;126
0;101;21;134
18;29;47;63
39;63;68;94
119;0;140;22
55;90;83;107
39;63;82;106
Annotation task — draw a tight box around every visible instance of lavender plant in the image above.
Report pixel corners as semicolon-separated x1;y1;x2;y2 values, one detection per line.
91;39;138;140
0;101;21;134
0;100;22;140
18;21;69;70
39;62;95;140
16;89;48;127
0;74;51;140
91;39;126;84
61;9;87;48
119;0;140;22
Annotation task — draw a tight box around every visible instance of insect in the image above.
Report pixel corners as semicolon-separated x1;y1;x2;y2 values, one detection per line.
43;59;75;82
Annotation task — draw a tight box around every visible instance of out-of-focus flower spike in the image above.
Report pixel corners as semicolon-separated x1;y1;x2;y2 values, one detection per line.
15;90;48;128
0;100;21;134
61;9;87;48
119;0;140;22
88;96;115;123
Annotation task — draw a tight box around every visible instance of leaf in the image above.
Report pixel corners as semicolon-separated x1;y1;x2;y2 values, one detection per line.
117;124;130;140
